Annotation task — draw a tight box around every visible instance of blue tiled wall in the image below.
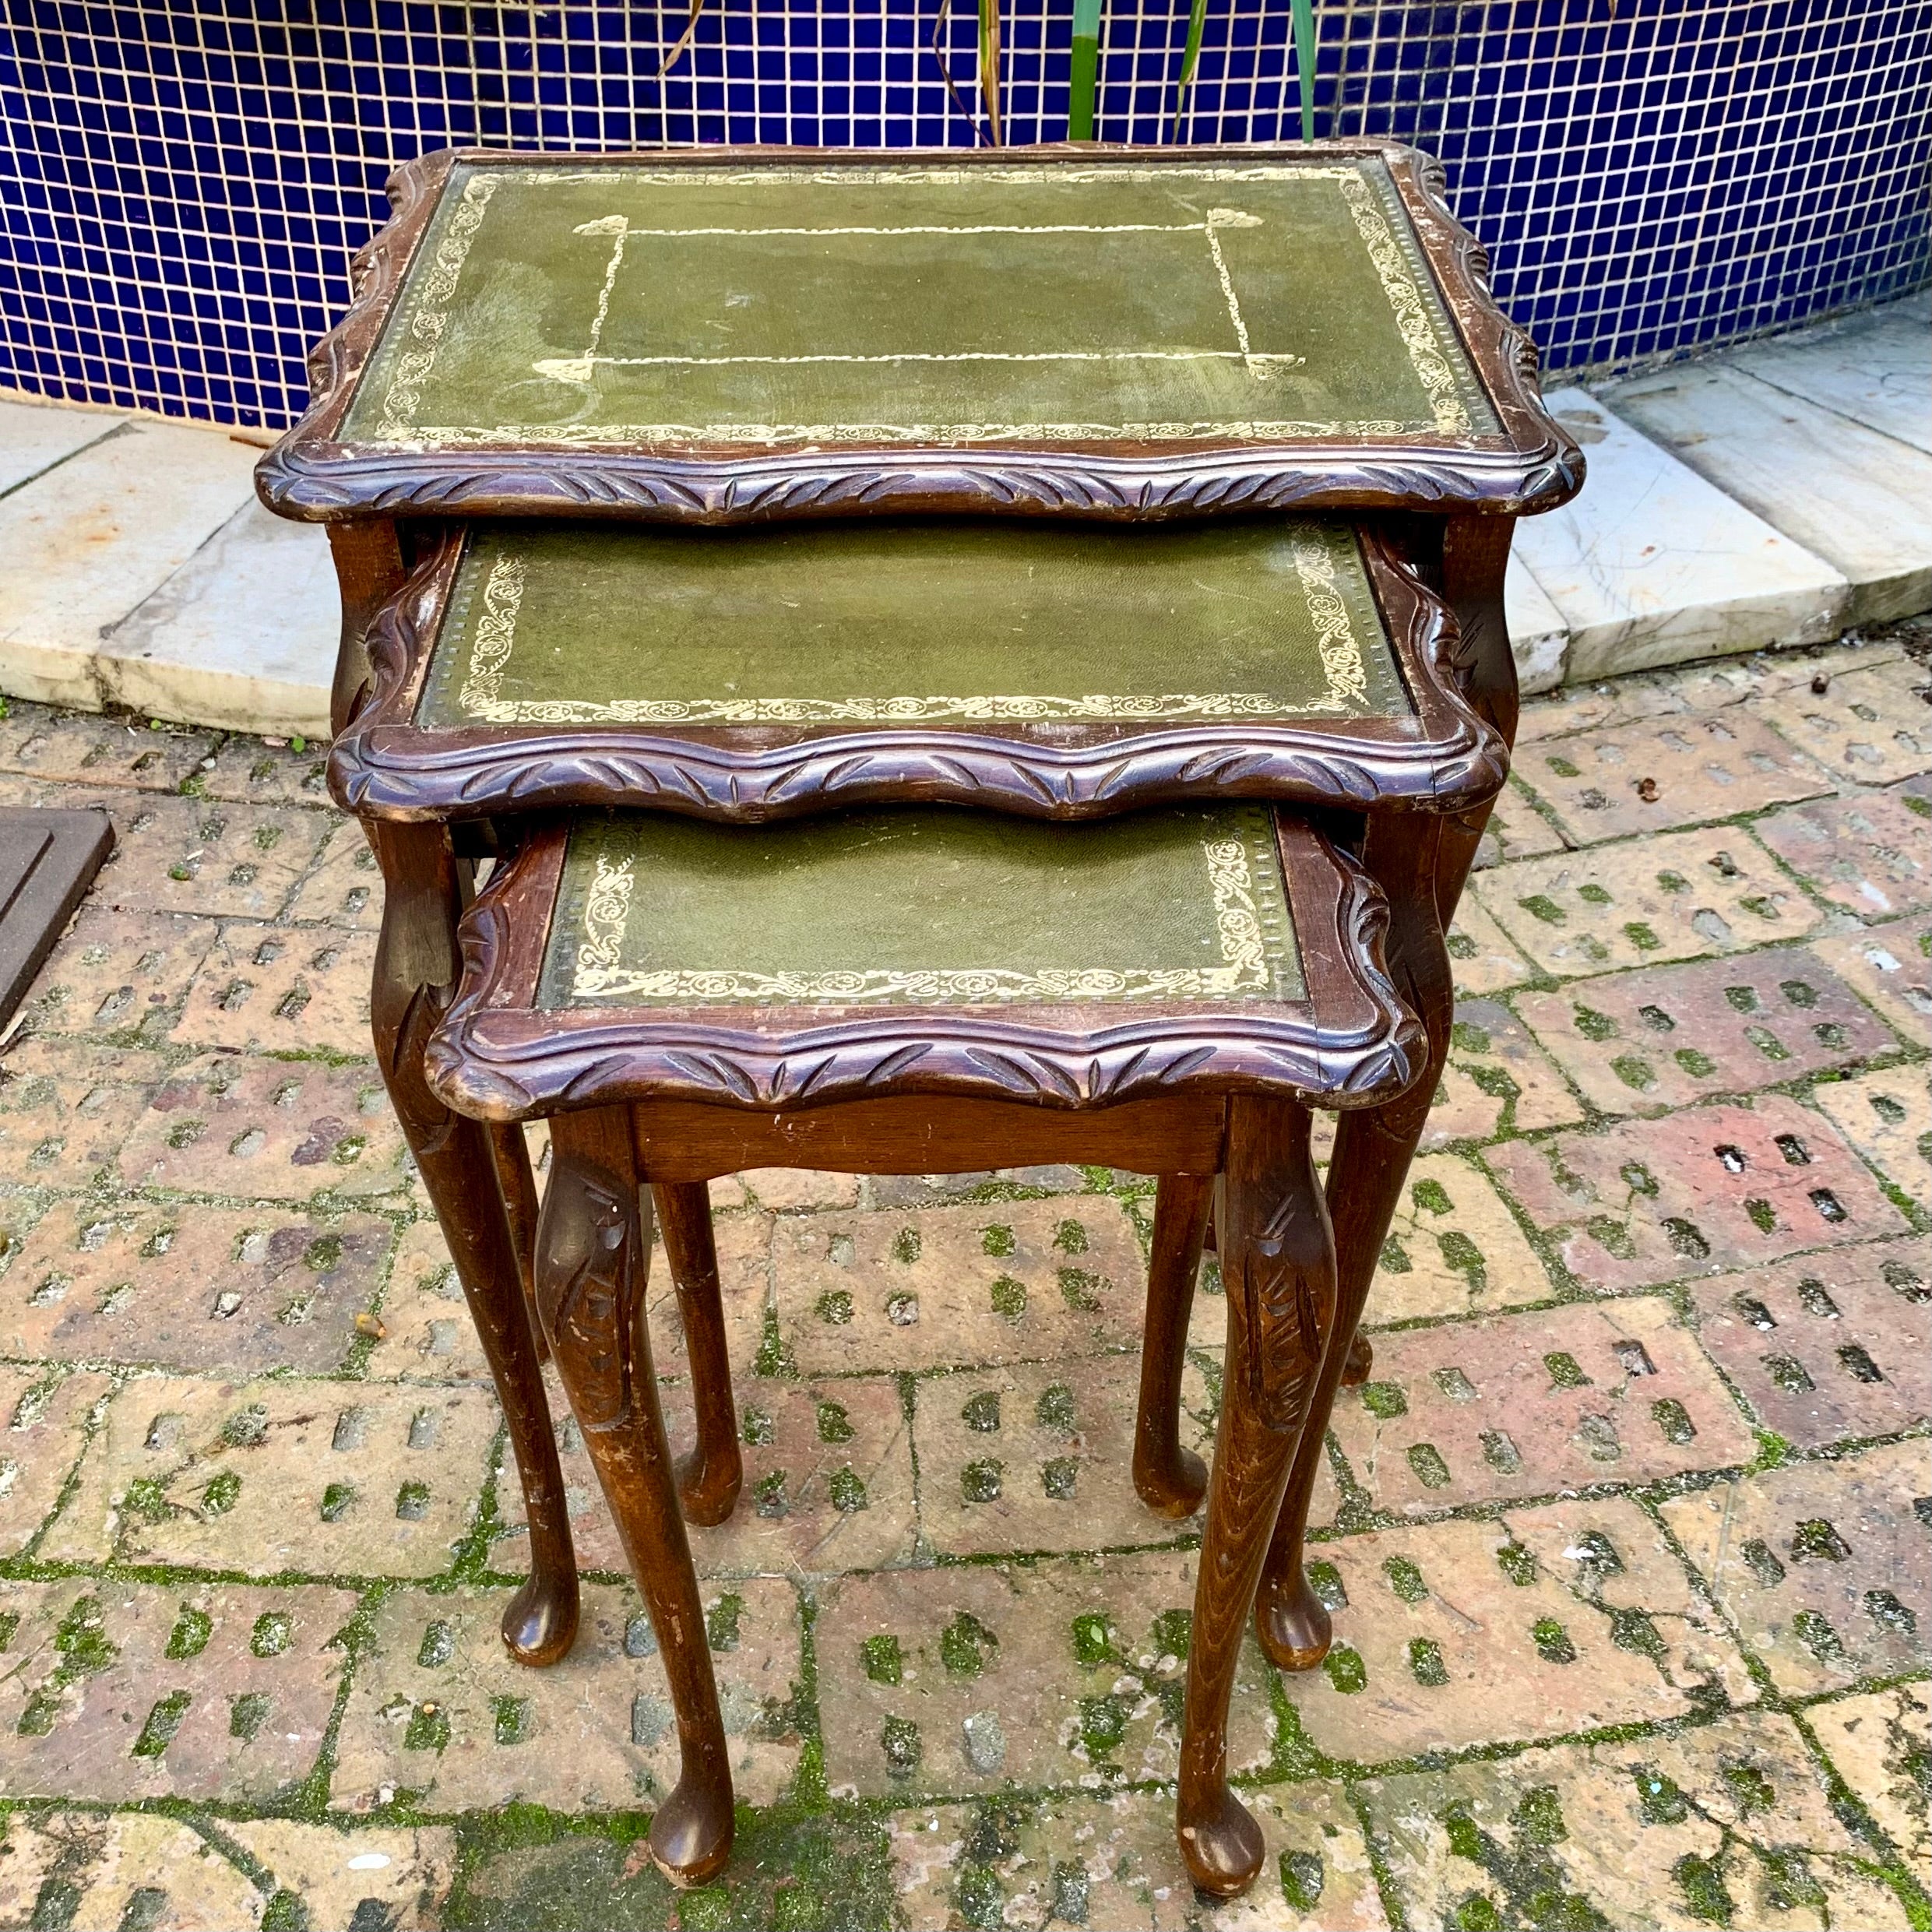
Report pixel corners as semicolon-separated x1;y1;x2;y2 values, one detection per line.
0;2;1923;429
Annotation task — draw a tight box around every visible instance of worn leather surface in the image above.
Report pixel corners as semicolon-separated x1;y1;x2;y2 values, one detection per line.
539;806;1304;1008
347;158;1496;447
417;519;1410;728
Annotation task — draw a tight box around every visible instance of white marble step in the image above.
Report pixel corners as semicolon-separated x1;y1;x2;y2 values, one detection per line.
0;397;125;497
0;403;338;737
1511;386;1849;683
1604;358;1932;628
1724;293;1930;454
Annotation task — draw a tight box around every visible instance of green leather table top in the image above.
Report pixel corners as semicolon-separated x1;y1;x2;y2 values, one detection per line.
418;519;1409;727
540;807;1303;1008
347;157;1496;449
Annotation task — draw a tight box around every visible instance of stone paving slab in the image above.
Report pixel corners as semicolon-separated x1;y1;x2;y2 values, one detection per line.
115;1048;411;1202
1688;1240;1932;1447
774;1195;1148;1374
0;1577;356;1804
1278;1501;1751;1763
1353;1150;1554;1325
1421;999;1584;1149
46;1374;499;1576
0;1364;109;1556
332;1578;802;1814
1811;1066;1930;1206
1515;707;1834;843
816;1551;1276;1800
172;923;378;1057
1751;776;1932;920
1486;1095;1912;1292
0;393;123;494
1362;1709;1913;1932
1505;553;1570;695
18;903;221;1046
1470;823;1827;979
889;1782;1388;1931
1513;945;1901;1116
0;1035;159;1188
103;499;338;737
1757;655;1932;786
1727;293;1930;452
0;1808;261;1932
0;1196;390;1372
0;421;262;714
1326;1296;1756;1517
1660;1438;1930;1697
1811;917;1932;1043
1802;1684;1931;1884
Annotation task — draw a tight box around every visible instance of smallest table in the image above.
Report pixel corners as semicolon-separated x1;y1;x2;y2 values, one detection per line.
425;803;1420;1897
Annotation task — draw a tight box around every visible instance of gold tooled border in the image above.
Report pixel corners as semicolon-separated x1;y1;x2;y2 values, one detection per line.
371;160;1484;447
452;523;1374;724
567;815;1289;1004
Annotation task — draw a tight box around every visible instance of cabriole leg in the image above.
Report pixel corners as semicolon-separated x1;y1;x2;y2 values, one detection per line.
1255;815;1456;1672
1177;1098;1332;1897
1132;1170;1214;1519
540;1109;734;1886
368;821;579;1666
1254;516;1519;1671
653;1180;743;1526
487;1121;549;1366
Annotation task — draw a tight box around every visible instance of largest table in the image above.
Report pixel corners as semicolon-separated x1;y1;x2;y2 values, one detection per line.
259;135;1582;1690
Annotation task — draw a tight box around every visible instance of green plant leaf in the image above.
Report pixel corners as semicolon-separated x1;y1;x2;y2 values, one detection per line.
1291;0;1318;140
1172;0;1209;140
1069;0;1103;139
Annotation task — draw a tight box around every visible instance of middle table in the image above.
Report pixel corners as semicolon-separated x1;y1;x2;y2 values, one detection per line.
333;516;1503;820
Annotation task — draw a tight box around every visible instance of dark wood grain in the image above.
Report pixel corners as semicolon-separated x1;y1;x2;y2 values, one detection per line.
1178;1095;1332;1894
329;523;1508;825
537;1107;734;1884
255;141;1582;529
0;809;113;1028
1133;1171;1215;1519
366;819;579;1668
653;1180;744;1526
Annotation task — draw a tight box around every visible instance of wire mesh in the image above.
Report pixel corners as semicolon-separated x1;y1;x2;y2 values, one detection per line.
0;2;1924;430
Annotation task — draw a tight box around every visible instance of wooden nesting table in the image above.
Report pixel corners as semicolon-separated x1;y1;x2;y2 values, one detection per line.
259;137;1582;1899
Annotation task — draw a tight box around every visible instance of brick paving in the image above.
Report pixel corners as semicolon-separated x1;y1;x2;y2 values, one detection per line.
0;628;1924;1930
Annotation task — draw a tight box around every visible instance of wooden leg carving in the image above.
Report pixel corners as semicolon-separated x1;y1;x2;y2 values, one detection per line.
487;1121;550;1367
1340;1332;1373;1386
540;1110;734;1886
1255;814;1458;1673
653;1181;743;1526
368;822;579;1668
1177;1098;1332;1896
1133;1171;1214;1519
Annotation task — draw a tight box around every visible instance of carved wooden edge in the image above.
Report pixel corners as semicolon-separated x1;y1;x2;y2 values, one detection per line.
327;521;1506;823
255;139;1582;527
421;814;1423;1122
